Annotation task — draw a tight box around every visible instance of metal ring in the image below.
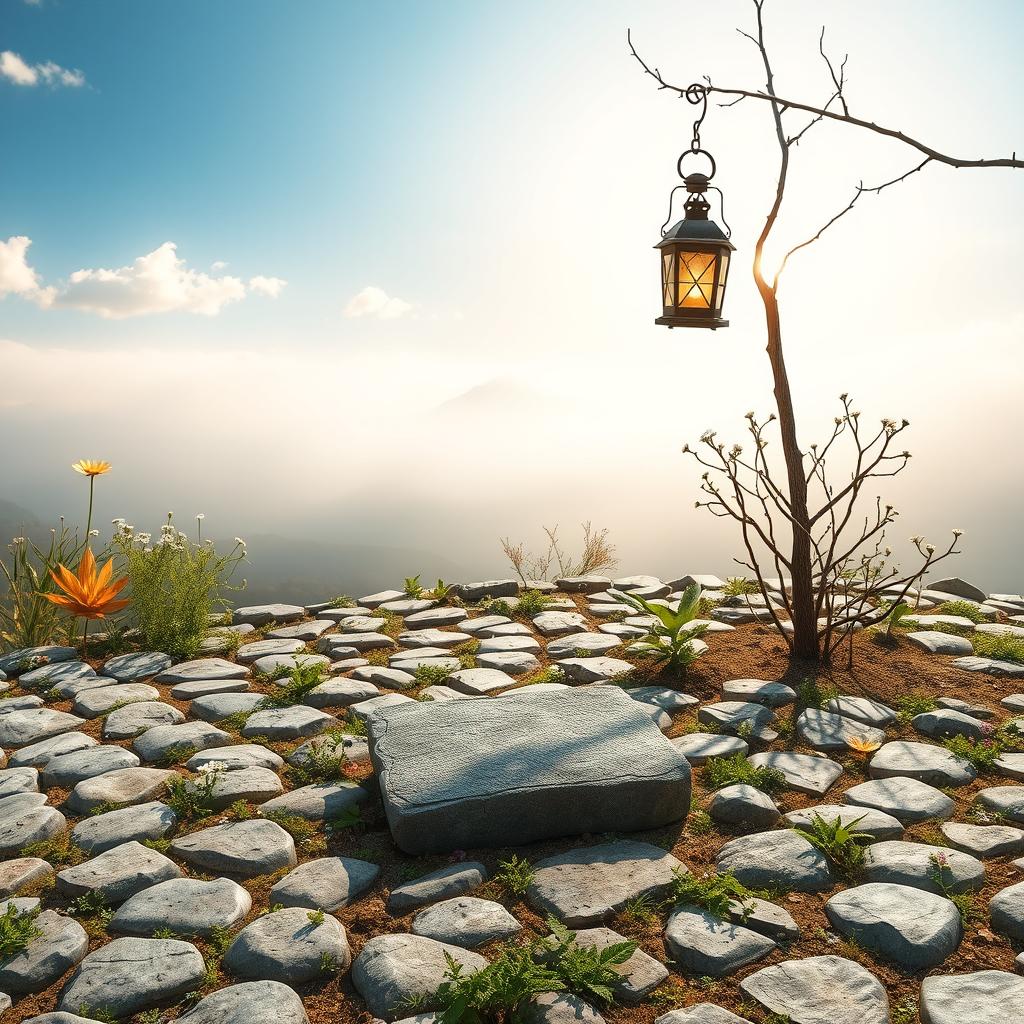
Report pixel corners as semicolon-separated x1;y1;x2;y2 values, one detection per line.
677;148;716;181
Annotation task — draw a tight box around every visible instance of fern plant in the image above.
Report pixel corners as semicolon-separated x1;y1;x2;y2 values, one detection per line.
666;869;756;919
612;584;708;675
790;812;872;875
434;917;636;1024
0;903;43;957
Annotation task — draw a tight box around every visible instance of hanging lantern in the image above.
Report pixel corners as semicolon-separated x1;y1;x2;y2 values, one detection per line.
655;86;735;330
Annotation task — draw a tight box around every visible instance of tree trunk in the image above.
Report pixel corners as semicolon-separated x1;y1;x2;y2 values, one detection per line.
756;278;819;660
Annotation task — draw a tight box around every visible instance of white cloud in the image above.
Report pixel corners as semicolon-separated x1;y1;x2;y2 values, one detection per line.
0;235;54;306
211;260;228;271
45;242;286;319
344;285;413;320
249;275;287;298
1;51;85;88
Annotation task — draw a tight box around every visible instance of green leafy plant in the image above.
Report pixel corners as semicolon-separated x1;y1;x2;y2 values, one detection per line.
686;809;714;835
896;693;938;721
876;598;914;639
722;576;760;597
928;851;975;923
0;902;43;957
287;734;349;785
611;584;708;675
434;917;636;1024
494;855;535;898
666;869;756;919
938;599;990;624
427;579;461;604
258;658;328;708
791;812;872;875
263;810;325;853
415;663;455;686
328;594;355;608
307;908;326;926
942;731;1009;771
165;766;223;821
703;753;787;795
795;676;838;709
22;829;88;867
972;631;1024;664
111;514;246;658
404;574;424;598
512;589;551;619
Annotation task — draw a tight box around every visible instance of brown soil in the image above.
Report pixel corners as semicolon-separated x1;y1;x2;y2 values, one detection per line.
4;604;1022;1024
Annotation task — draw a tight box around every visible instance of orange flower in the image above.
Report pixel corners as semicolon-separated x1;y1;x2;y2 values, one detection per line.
847;735;882;755
43;547;130;620
72;460;112;477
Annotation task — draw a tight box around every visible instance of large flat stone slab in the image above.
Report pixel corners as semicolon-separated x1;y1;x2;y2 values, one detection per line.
920;970;1024;1024
367;688;690;853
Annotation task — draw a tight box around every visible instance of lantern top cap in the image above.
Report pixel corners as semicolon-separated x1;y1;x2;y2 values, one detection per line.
656;215;735;251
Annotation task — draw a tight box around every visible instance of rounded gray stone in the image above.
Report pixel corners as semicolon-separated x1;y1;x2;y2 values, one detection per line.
0;857;52;896
796;709;885;752
237;638;305;664
527;840;684;927
0;791;47;819
748;751;843;796
0;766;38;796
397;629;472;649
0;805;66;856
233;603;305;626
825;696;896;727
445;668;515;696
869;740;977;787
176;980;310;1024
185;765;284;810
739;954;889;1024
975;786;1024;822
270;856;380;911
0;909;88;994
698;701;777;742
708;784;780;827
170;819;297;878
187;744;284;771
111;876;252;937
987;880;1024;941
171;677;252;699
941;821;1024;858
0;645;76;675
546;633;621;660
260;781;368;822
351;933;487;1019
722;678;796;707
518;993;605;1024
825;882;961;968
412;896;521;948
654;1006;753;1024
73;682;161;718
716;831;833;892
41;745;140;788
9;732;96;769
843;776;955;823
567;925;668;1004
0;709;86;748
920;970;1024;1024
156;657;248;683
862;840;984;893
190;692;265;721
671;733;748;764
223;906;351;983
57;936;206;1017
71;801;177;855
305;678;383;707
56;840;181;905
102;652;173;683
242;705;338;740
66;767;174;814
19;661;94;690
665;905;775;977
132;721;232;762
386;862;489;915
102;700;184;739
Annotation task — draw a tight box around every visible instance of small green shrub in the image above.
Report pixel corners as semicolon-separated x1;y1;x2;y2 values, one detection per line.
404;575;424;598
938;600;990;624
328;594;355;608
494;855;535;898
258;659;328;708
791;812;872;876
896;693;938;721
307;908;326;926
156;742;198;767
111;514;246;658
666;869;756;919
0;903;43;957
703;753;787;795
928;851;975;923
972;631;1024;664
288;735;348;785
434;917;636;1024
942;732;1007;771
795;677;838;709
722;577;760;597
513;589;551;619
165;766;223;821
612;585;708;676
415;663;455;686
686;809;714;835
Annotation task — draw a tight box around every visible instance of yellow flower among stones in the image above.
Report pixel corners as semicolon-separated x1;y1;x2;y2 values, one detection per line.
846;735;882;755
71;460;112;477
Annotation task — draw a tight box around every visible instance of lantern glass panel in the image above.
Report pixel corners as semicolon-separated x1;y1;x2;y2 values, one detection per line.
677;251;717;308
714;253;729;312
662;252;675;308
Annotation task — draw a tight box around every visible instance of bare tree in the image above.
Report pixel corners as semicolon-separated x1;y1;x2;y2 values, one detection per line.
501;522;617;585
630;0;1021;660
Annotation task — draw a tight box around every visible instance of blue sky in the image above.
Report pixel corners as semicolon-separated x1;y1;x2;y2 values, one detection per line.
2;0;1023;589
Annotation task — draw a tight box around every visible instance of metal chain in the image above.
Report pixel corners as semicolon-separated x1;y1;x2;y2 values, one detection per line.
685;83;708;153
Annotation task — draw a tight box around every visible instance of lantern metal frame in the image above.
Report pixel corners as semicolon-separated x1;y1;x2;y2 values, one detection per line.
654;84;736;330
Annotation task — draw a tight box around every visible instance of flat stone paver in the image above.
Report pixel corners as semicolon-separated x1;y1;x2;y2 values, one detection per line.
386;862;488;915
412;896;521;948
665;906;775;976
843;777;955;823
869;740;977;787
56;840;181;905
783;804;904;840
920;970;1024;1024
175;979;311;1024
260;782;368;822
270;856;380;911
748;751;843;796
71;801;177;855
0;708;86;748
170;820;297;878
57;936;205;1018
156;657;248;683
103;701;184;739
0;909;88;994
716;831;833;892
367;688;690;853
740;955;889;1024
110;876;252;936
526;840;684;927
103;652;172;682
862;840;984;893
671;733;748;764
825;882;961;968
